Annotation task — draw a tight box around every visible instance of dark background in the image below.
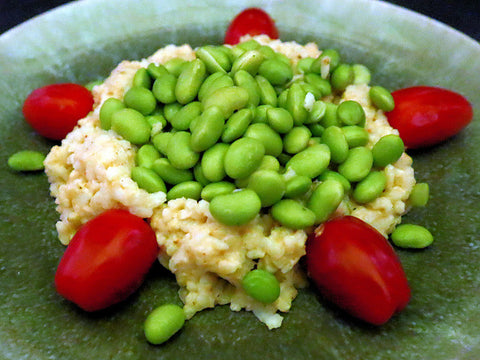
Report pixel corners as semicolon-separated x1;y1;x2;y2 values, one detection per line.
1;0;480;41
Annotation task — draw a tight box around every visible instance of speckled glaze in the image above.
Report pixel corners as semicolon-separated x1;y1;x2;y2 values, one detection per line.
0;0;479;359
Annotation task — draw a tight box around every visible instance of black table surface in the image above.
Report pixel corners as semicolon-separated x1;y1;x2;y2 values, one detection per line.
1;0;480;41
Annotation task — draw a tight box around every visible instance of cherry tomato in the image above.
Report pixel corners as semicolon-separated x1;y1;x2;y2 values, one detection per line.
386;86;473;149
306;216;410;325
55;209;158;311
22;83;94;140
224;8;279;45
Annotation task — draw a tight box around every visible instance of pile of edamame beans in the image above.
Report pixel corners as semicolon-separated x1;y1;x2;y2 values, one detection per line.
99;39;404;229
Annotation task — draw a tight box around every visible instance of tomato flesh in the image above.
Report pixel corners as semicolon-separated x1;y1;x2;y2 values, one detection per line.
224;8;279;45
23;83;94;140
306;216;410;325
386;86;473;148
55;209;158;311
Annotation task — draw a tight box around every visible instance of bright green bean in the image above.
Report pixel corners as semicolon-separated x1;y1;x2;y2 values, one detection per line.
167;181;202;201
201;143;229;182
321;125;349;164
147;63;169;79
342;125;369;148
286;83;308;126
258;155;280;172
209;189;262;226
145;114;167;134
152;132;173;156
99;98;126;130
308;123;325;137
353;64;371;85
372;134;404;167
391;224;434;249
320;102;340;128
271;199;316;229
196;46;231;73
133;68;152;89
304;73;332;97
286;144;331;178
224;138;265;179
369;86;395;112
175;59;206;104
233;70;261;107
253;104;273;124
166;131;200;169
144;304;185;345
198;72;231;102
338;146;373;182
256;75;278;107
247;170;286;207
330;64;354;91
170;101;203;131
136;144;161;169
409;182;429;207
296;57;315;73
111;108;151;144
283;126;311;154
131;166;166;193
310;49;340;74
231;50;264;75
190;106;225;152
152;73;177;104
284;175;312;198
244;123;283;157
8;150;45;171
163;102;182;122
307;179;344;224
152;158;193;185
337;100;366;126
242;269;281;303
236;39;261;51
353;171;387;203
200;181;236;201
277;88;289;109
318;170;351;193
193;163;211;186
203;86;250;118
164;58;188;77
124;86;157;115
258;59;293;86
266;107;294;134
257;45;276;59
222;108;253;143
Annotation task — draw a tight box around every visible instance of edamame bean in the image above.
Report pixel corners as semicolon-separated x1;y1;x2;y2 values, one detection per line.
201;143;229;182
275;53;291;66
318;170;351;192
330;64;354;91
242;269;281;303
286;144;331;178
277;88;289;109
321;126;349;164
231;50;264;75
152;158;193;185
271;199;316;229
283;126;311;154
224;138;265;179
133;68;152;89
309;137;322;147
296;57;315;73
266;107;293;134
163;102;182;122
196;46;231;73
175;59;206;104
124;86;157;115
391;224;434;249
190;106;225;152
353;171;387;203
244;123;283;157
353;64;371;85
247;170;286;207
310;49;340;74
258;155;280;172
8;150;45;171
257;45;276;59
167;181;202;200
236;39;261;51
338;146;373;182
284;175;312;198
209;189;261;226
152;132;173;156
144;304;185;345
147;63;168;79
307;179;344;224
111;108;151;144
308;123;325;137
372;134;404;167
131;166;166;193
99;98;125;130
136;144;161;169
233;70;261;107
164;58;188;77
342;125;369;148
152;73;177;104
409;182;429;207
166;131;200;169
193;163;211;186
256;75;278;107
258;59;293;86
201;181;236;201
198;72;232;102
222;108;253;143
146;114;167;134
369;86;395;112
170;102;202;131
337;100;366;126
301;83;323;101
320;102;340;128
203;86;249;118
253;104;273;124
286;83;308;125
304;73;332;97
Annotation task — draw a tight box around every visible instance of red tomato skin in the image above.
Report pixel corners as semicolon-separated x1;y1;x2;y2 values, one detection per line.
54;209;158;311
224;8;279;45
306;216;411;325
22;83;94;140
386;86;473;149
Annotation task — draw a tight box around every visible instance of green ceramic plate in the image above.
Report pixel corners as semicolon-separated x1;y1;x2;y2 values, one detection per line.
1;0;479;358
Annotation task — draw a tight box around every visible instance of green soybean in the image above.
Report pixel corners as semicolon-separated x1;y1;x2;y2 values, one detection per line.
369;86;395;112
198;72;231;102
311;49;340;74
286;144;331;179
152;73;177;104
244;123;283;157
253;104;273;124
271;199;316;229
338;146;373;182
236;39;261;51
99;98;125;130
330;64;354;91
242;269;281;303
321;126;349;164
147;63;169;79
258;155;280;172
203;86;250;118
318;170;351;192
144;304;185;345
247;170;286;207
196;46;231;73
233;70;261;107
124;86;157;115
131;167;167;193
133;68;152;89
286;83;308;126
152;132;173;156
175;59;206;104
391;224;434;249
307;179;344;224
193;163;211;186
353;64;371;85
167;181;202;200
152;158;193;185
257;45;276;59
337;100;365;126
163;102;182;122
136;144;161;169
111;108;151;145
277;88;289;109
297;57;315;73
201;181;236;201
190;106;225;152
170;101;203;131
209;189;261;226
256;75;278;107
231;50;264;75
342;125;369;148
409;182;429;207
222;108;253;143
146;114;167;134
304;73;332;97
283;126;311;154
166;131;199;169
201;143;229;182
308;123;325;137
224;137;265;179
258;58;293;86
305;100;327;124
284;175;312;198
164;58;188;77
372;134;404;167
353;171;387;203
320;102;340;128
266;107;294;134
8;150;45;171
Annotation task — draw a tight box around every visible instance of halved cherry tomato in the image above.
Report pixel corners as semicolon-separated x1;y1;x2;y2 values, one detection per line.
55;209;158;311
224;8;279;45
306;216;410;325
386;86;473;149
23;83;94;140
